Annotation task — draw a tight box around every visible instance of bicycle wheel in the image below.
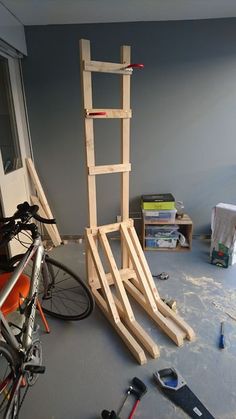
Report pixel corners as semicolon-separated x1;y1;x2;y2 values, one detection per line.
0;342;20;419
9;255;94;321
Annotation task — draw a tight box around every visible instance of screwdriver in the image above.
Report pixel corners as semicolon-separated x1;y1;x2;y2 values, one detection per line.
219;321;225;349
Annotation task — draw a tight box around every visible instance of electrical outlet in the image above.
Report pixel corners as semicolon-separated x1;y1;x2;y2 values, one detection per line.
116;215;121;222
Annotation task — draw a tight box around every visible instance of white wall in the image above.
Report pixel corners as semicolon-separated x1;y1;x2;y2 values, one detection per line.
0;3;27;55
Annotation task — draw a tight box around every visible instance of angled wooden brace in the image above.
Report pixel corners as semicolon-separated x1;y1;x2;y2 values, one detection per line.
86;231;148;364
120;222;195;346
98;229;159;359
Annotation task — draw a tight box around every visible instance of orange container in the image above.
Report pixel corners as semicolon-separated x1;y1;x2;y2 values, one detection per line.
0;272;30;315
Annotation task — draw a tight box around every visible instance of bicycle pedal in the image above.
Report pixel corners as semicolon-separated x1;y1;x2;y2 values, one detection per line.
24;365;46;374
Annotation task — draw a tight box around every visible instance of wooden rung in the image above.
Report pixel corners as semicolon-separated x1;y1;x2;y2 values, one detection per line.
85;109;132;119
84;60;132;75
93;268;136;289
92;289;147;365
87;221;122;235
106;268;136;286
98;219;132;235
89;163;131;176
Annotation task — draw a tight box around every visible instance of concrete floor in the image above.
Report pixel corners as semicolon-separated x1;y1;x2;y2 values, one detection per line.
21;239;236;419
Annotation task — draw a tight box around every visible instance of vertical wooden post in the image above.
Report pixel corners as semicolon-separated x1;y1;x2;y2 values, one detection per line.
80;39;97;283
121;45;131;269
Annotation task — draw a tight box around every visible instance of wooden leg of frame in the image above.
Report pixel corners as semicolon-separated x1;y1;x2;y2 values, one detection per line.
120;223;158;312
99;231;135;322
85;233;99;289
114;295;160;359
156;299;195;341
128;225;161;301
127;273;195;341
87;233;120;323
93;289;147;365
124;280;185;347
126;227;195;342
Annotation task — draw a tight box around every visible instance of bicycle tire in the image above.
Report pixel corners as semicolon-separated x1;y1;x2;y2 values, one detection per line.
9;255;94;321
40;257;94;320
0;342;20;419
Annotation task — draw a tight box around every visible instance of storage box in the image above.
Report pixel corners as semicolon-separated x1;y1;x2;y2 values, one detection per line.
145;237;178;249
145;225;179;238
143;209;177;223
141;193;175;210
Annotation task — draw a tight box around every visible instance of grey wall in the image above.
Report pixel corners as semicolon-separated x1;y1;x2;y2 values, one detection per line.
23;19;236;235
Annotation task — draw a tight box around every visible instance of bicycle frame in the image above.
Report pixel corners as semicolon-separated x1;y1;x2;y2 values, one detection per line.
0;236;44;352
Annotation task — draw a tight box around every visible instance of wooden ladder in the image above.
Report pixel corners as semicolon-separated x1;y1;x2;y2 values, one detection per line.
80;39;195;364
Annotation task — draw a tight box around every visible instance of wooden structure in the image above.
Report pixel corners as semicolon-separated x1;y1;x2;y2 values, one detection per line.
80;39;195;364
26;158;61;247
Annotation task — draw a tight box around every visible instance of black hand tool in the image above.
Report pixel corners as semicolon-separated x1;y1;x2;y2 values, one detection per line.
101;410;119;419
116;385;133;416
128;377;147;419
153;368;215;419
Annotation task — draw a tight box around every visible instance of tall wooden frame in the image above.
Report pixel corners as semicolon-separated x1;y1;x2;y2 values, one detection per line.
80;39;195;364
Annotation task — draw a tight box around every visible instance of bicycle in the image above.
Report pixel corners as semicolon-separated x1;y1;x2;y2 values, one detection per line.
0;202;94;418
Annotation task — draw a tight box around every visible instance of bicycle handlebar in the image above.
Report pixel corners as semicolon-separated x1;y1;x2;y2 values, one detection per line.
0;201;56;247
0;202;55;225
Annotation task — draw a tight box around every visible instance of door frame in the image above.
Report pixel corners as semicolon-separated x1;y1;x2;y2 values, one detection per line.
0;50;32;256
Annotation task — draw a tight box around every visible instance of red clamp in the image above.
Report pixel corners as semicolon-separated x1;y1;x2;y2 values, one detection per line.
87;112;107;116
126;63;144;69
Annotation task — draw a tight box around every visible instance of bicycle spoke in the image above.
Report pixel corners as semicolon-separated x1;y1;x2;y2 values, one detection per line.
51;275;75;286
51;294;88;307
38;258;94;320
51;296;87;312
50;285;86;294
49;296;76;316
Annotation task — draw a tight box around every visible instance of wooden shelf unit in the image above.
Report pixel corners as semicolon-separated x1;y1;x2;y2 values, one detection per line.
142;214;193;251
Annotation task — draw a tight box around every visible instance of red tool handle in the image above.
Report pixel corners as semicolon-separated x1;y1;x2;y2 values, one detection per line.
128;399;140;419
87;112;107;116
126;63;144;69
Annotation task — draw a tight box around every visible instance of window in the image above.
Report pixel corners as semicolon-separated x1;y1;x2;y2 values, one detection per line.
0;55;22;173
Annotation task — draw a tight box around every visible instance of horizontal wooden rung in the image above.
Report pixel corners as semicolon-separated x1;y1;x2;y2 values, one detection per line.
85;109;132;119
106;268;137;286
89;163;131;175
99;219;133;235
83;60;133;75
